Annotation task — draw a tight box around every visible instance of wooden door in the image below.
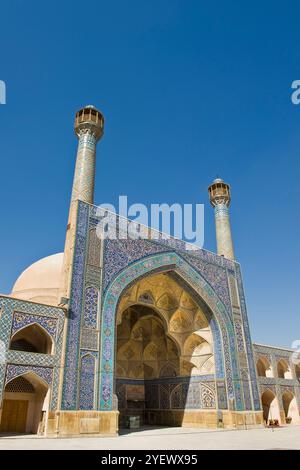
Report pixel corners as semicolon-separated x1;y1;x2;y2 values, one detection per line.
0;399;28;433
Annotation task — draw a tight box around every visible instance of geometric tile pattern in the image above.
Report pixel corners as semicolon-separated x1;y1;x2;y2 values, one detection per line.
80;329;99;350
83;287;98;329
5;364;53;386
0;295;64;410
6;350;55;367
61;202;89;410
103;238;234;315
79;353;96;410
234;265;261;411
11;312;58;339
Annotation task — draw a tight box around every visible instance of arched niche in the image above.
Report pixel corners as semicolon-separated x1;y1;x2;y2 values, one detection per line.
10;323;53;355
256;357;273;378
282;390;300;424
261;389;281;425
277;359;292;379
0;372;49;434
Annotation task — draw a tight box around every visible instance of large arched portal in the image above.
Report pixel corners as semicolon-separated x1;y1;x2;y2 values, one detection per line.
115;272;216;428
0;373;49;434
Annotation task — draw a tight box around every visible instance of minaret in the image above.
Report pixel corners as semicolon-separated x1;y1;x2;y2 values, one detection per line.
57;105;104;407
208;178;235;260
59;105;104;303
71;105;104;204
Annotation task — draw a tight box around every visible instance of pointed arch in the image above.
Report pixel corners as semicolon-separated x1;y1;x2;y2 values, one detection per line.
282;390;300;424
99;252;243;411
170;384;184;409
79;353;96;410
261;388;281;425
6;370;50;389
1;371;50;434
256;356;273;377
10;323;54;354
277;359;292;379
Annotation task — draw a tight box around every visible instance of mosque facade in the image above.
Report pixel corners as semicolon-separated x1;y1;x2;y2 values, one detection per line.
0;106;299;436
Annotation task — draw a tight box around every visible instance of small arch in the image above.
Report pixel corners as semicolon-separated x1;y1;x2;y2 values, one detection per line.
256;357;273;377
183;333;213;375
0;372;49;434
5;376;35;393
10;323;53;354
277;359;292;379
282;390;300;424
261;389;281;425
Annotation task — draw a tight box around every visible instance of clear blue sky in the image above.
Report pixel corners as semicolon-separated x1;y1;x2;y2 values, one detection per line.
0;1;299;348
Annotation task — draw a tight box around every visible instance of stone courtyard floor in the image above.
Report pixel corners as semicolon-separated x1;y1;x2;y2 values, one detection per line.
0;425;299;450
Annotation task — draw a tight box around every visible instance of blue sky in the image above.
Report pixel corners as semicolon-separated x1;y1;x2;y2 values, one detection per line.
0;1;299;347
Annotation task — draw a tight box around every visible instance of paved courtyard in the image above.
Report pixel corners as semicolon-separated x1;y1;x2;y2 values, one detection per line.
0;425;299;450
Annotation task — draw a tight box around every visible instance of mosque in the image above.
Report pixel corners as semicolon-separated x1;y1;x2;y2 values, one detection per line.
0;105;299;436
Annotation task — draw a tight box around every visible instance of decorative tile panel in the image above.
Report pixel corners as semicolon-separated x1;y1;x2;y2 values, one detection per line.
235;265;261;411
11;312;58;339
87;229;101;268
5;364;53;386
0;296;64;410
61;201;89;409
80;329;99;350
79;353;96;410
83;287;98;329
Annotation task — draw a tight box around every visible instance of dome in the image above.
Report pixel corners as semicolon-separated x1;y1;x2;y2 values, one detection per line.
11;253;64;306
